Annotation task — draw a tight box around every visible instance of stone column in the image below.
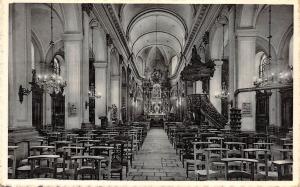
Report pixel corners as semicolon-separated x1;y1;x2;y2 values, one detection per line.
236;29;256;131
111;75;120;120
9;4;32;128
63;33;83;129
94;61;107;126
209;60;223;113
228;6;236;103
81;7;90;123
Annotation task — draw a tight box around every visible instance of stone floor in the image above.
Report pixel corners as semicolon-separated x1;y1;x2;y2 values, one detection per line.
125;128;195;181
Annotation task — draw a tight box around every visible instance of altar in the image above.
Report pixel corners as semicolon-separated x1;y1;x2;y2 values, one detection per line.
142;69;170;126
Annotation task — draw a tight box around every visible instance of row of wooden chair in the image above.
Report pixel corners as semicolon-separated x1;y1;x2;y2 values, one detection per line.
164;123;293;181
8;123;149;180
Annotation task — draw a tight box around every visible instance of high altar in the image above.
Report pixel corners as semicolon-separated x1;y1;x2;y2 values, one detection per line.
143;69;170;121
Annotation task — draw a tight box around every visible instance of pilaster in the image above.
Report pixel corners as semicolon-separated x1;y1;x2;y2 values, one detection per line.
63;33;83;129
236;28;256;131
94;61;107;126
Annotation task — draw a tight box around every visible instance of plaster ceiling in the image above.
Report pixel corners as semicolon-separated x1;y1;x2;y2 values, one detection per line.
116;4;196;77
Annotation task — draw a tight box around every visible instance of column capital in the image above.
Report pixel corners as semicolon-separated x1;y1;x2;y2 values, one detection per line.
94;61;107;68
62;33;83;41
236;28;257;38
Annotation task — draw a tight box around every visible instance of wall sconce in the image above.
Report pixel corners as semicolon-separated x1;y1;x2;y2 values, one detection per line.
18;69;39;103
18;85;31;103
85;86;102;109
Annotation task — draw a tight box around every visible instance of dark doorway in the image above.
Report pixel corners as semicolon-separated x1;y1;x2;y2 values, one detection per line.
32;86;43;130
51;92;65;130
281;88;293;132
256;90;272;132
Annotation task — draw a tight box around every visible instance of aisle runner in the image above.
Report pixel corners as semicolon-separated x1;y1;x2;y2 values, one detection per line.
126;129;193;181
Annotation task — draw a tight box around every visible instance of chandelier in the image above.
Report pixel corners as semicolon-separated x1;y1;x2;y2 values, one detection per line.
253;6;293;87
36;3;66;94
215;82;229;99
36;73;66;94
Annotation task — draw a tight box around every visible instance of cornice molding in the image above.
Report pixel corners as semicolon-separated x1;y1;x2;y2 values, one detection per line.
103;4;145;82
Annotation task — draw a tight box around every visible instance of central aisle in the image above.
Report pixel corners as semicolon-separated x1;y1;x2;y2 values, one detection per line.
126;128;191;181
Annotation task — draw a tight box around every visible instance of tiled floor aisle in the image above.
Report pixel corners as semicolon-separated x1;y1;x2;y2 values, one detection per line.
126;128;193;181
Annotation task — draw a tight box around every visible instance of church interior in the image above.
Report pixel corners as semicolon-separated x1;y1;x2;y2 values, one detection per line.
7;3;295;181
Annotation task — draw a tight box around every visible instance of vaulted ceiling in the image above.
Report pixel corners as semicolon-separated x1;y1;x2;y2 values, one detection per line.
113;4;198;77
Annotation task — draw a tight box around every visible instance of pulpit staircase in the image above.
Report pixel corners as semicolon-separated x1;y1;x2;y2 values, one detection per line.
187;94;228;129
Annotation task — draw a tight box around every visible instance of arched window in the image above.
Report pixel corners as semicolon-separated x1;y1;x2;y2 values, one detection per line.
53;57;61;75
258;53;270;79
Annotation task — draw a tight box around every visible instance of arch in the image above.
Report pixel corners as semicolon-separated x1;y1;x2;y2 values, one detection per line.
45;40;64;64
131;31;183;50
256;36;277;61
277;25;293;60
288;35;293;67
31;30;45;63
254;51;265;79
126;8;188;39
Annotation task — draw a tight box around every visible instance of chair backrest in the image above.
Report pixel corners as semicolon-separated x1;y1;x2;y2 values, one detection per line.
225;142;246;158
106;140;125;165
71;155;102;180
193;142;211;172
207;137;224;148
28;155;59;178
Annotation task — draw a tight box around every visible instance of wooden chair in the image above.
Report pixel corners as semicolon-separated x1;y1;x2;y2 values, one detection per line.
107;140;125;180
192;142;216;180
28;155;60;179
71;155;104;180
225;142;246;171
56;146;84;179
8;146;18;178
222;158;258;180
90;146;113;180
16;145;55;179
272;160;293;180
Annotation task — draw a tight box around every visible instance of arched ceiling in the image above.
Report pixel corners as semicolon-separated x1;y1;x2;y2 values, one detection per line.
117;4;195;77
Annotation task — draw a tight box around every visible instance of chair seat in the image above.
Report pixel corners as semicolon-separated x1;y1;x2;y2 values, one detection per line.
185;159;203;165
20;158;28;165
258;171;278;177
227;170;251;179
195;169;218;176
111;163;122;172
212;162;225;166
210;153;221;158
17;165;31;171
